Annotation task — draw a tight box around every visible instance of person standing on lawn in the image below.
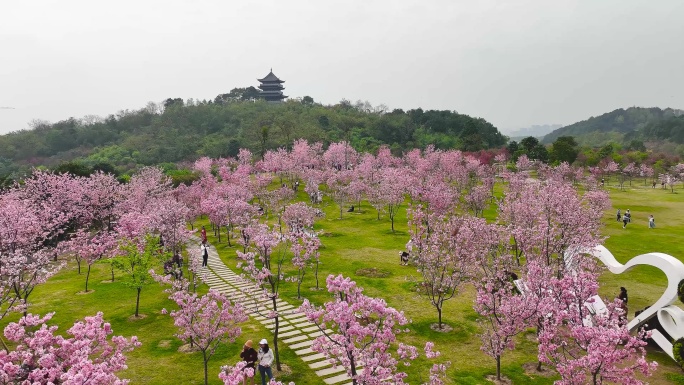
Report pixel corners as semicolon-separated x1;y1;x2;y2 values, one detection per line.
240;340;258;385
257;339;274;385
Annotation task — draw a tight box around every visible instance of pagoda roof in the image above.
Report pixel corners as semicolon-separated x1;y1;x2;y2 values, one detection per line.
257;70;285;83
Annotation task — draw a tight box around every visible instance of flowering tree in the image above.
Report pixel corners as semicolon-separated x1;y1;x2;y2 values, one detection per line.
112;234;168;317
371;168;407;232
0;191;62;319
472;234;541;380
282;202;318;235
639;163;654;186
289;232;320;299
165;288;248;385
327;170;355;219
201;193;229;243
237;224;286;370
408;207;473;328
62;229;117;292
537;263;658;385
0;312;140;384
300;274;417;385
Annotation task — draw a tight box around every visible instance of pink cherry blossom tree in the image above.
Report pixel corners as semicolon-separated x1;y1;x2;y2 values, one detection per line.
371;168;407;232
537;263;658;385
165;288;248;385
62;229;118;293
408;207;473;329
289;232;320;299
471;228;541;380
0;312;140;384
282;202;318;235
299;274;417;385
639;163;654;186
327;170;355;219
236;224;286;370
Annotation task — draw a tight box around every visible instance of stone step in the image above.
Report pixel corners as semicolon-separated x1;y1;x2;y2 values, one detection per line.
295;347;315;356
282;335;308;344
323;370;359;384
300;352;326;362
288;340;313;350
316;365;346;377
309;359;332;369
277;329;302;338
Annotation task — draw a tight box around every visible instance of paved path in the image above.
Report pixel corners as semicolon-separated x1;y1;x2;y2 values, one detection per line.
198;241;356;385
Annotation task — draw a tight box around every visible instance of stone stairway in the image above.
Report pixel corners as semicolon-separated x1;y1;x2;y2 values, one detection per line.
199;243;356;385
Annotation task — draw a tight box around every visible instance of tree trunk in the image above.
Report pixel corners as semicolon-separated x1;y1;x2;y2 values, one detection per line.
85;264;92;292
135;287;141;317
496;355;501;380
315;261;320;290
350;354;358;385
391;215;395;233
272;296;282;371
226;226;232;247
77;259;81;275
437;305;443;328
111;265;115;282
339;207;343;219
203;351;209;385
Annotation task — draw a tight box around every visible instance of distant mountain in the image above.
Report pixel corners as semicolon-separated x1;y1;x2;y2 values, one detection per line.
506;124;562;140
542;107;684;146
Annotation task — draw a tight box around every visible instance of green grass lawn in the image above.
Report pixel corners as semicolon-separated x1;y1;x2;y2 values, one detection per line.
4;180;684;384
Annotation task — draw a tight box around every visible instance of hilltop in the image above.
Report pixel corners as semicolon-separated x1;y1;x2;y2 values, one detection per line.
0;96;506;177
542;107;684;147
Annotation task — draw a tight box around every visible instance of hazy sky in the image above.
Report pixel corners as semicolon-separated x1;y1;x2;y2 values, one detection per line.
1;0;683;135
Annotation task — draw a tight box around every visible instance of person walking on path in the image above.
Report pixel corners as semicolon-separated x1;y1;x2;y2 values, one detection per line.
201;225;208;243
617;209;621;222
257;339;274;385
240;340;258;385
201;241;209;267
649;215;656;228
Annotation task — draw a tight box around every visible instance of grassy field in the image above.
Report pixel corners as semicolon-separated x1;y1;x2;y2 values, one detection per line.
3;179;684;384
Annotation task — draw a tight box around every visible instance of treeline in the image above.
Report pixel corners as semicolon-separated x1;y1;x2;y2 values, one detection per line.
0;95;506;178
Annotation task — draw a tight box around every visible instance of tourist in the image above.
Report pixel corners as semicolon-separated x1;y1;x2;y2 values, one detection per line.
201;241;209;267
616;209;621;222
617;287;628;325
649;215;656;228
622;214;629;229
201;225;207;243
240;340;258;385
257;339;274;385
652;181;657;189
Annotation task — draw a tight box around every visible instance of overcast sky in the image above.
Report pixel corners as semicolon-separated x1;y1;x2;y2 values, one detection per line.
1;0;683;135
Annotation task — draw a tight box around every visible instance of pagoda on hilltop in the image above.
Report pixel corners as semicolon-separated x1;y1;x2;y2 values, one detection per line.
257;69;287;103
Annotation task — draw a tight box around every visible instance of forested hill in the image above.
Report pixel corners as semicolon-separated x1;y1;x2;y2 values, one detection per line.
542;107;684;146
0;97;506;176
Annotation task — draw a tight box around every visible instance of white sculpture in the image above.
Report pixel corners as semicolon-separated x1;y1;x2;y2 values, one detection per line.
590;245;684;360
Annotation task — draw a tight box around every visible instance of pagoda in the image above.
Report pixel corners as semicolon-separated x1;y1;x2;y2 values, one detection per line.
257;69;287;103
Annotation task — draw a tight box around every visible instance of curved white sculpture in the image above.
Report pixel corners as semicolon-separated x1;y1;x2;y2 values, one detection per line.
590;245;684;360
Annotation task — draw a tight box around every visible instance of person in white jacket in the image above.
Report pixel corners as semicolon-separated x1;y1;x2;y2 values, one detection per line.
257;338;274;385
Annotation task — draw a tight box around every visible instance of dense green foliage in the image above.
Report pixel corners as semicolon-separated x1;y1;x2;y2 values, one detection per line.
0;98;506;177
542;107;684;147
